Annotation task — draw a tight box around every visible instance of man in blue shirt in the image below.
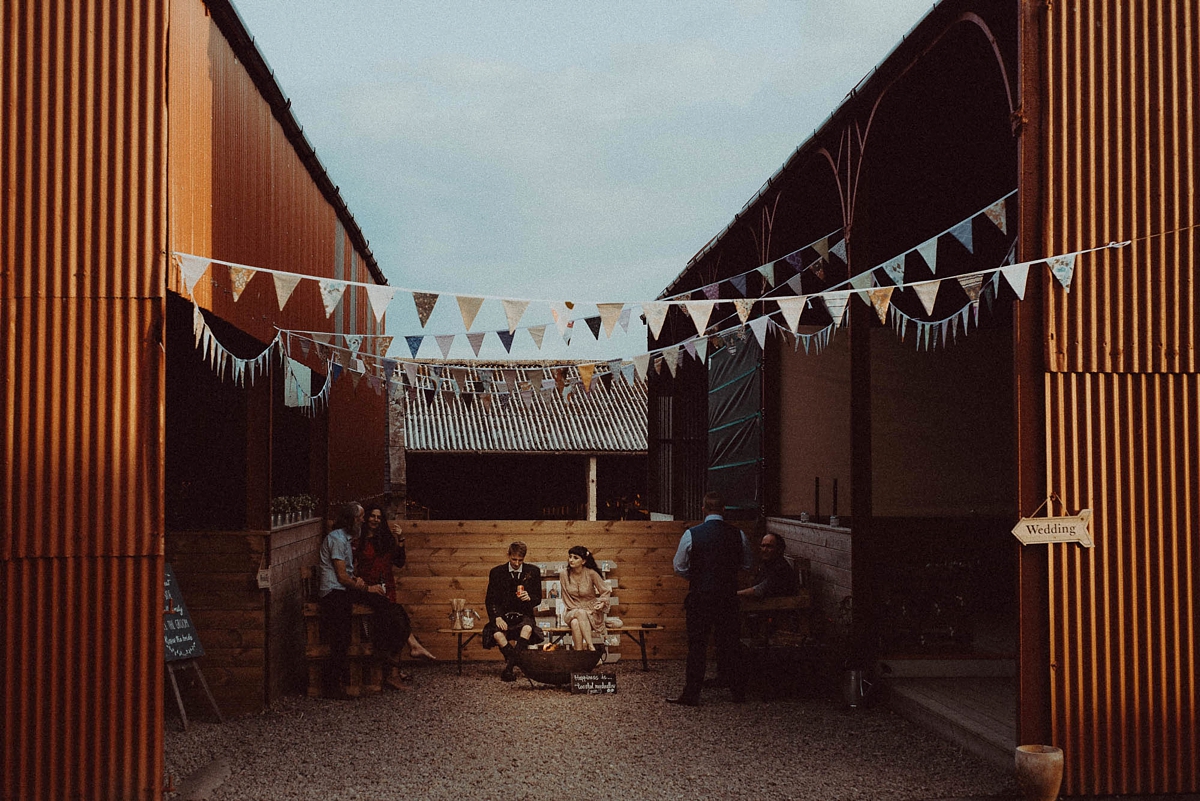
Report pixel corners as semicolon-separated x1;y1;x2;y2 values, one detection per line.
667;491;754;706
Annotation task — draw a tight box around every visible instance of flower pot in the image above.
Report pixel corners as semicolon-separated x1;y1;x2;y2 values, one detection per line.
1014;745;1063;801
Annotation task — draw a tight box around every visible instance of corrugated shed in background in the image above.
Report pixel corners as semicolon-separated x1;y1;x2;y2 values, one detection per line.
1039;0;1200;794
2;1;167;798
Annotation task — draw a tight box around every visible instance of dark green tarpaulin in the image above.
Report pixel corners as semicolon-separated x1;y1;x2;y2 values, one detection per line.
707;335;761;515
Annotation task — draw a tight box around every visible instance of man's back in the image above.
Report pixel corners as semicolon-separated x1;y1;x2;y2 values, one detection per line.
686;517;744;595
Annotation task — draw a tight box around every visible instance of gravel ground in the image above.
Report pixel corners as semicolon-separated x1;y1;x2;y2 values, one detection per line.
166;661;1015;801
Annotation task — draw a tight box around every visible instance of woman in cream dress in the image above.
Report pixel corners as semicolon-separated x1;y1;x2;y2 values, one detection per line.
559;545;611;650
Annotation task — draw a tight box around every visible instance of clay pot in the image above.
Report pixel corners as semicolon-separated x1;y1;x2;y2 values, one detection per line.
1014;744;1063;801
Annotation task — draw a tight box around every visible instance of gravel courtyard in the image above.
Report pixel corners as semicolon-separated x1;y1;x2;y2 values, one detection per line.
165;661;1014;801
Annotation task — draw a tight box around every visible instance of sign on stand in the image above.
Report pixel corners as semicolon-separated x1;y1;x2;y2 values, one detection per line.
164;563;204;661
1011;509;1094;548
571;672;617;695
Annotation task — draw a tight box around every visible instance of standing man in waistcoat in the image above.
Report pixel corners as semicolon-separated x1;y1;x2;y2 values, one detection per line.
667;491;754;706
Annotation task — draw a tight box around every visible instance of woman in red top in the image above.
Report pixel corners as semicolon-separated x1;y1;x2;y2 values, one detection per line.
355;503;437;669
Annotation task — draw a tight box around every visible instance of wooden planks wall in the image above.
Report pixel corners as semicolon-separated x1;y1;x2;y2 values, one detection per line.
395;520;691;661
766;517;852;619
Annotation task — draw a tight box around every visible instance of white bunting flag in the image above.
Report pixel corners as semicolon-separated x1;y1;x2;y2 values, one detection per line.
229;266;255;302
365;284;397;325
823;290;851;327
912;281;940;316
502;299;530;333
749;315;770;348
179;254;210;296
662;346;679;377
849;270;874;291
596;303;624;338
1001;263;1031;300
757;263;776;287
983;198;1008;234
694;335;708;364
733;299;754;324
868;287;895;324
1046;253;1077;291
632;352;651;380
916;238;938;274
684;301;716;337
457;296;484;330
319;280;347;318
273;272;302;312
949;219;974;253
642;302;669;339
776;296;807;333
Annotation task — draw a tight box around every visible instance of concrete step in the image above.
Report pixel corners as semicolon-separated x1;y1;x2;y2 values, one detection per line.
878;656;1016;678
886;677;1015;771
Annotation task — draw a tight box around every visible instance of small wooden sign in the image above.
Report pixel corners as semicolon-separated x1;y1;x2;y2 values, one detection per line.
164;563;205;662
570;672;617;695
1011;510;1093;548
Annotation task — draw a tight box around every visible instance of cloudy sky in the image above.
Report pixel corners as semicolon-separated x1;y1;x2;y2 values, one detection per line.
231;0;934;359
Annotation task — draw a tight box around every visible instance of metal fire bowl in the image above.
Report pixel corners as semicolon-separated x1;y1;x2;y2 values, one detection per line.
516;648;603;685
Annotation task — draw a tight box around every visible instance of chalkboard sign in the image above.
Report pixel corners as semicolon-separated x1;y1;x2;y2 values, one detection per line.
570;672;617;695
163;563;204;662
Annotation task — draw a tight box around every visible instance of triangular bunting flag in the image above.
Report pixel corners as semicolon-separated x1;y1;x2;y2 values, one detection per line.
683;339;697;361
684;301;716;337
497;330;516;353
584;315;602;340
528;325;546;350
435;334;455;358
813;237;830;259
849;270;874;291
229;266;255;302
702;283;721;301
1001;263;1031;300
596;303;624;338
403;362;418;387
319;280;347;318
412;291;439;327
457;296;484;330
405;335;423;358
178;254;210;296
273;271;302;311
916;238;938;274
757;263;776;287
776;297;807;332
345;335;362;353
642;303;669;340
882;256;905;286
662;346;679;377
983;198;1008;234
913;281;940;316
749;316;770;348
364;284;397;325
786;273;805;294
578;363;595;392
957;274;985;301
730;274;748;297
618;307;632;333
375;336;393;357
632;353;651;380
502;299;529;333
733;299;754;324
550;302;573;337
1046;253;1077;291
829;238;848;264
466;332;486;356
868;287;895;324
823;291;851;327
949;219;974;253
694;336;708;364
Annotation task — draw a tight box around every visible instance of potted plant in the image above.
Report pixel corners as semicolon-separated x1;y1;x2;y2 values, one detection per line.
270;496;289;528
295;494;319;520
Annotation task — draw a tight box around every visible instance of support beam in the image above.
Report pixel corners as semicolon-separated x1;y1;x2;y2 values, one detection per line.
586;456;598;521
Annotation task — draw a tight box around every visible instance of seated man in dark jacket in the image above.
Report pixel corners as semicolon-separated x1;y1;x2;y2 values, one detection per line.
737;532;800;599
482;541;543;682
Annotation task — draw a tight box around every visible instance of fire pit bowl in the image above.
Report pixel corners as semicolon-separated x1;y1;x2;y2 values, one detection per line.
516;648;604;685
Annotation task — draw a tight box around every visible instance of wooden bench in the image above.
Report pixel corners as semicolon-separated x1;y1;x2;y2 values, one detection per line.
303;602;385;697
738;556;813;647
436;624;666;674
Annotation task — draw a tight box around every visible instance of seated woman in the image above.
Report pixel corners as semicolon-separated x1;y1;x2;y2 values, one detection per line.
559;546;611;651
354;503;438;675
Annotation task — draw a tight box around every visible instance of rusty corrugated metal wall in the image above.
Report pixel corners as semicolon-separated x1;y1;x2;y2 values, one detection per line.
2;1;167;799
1033;0;1200;793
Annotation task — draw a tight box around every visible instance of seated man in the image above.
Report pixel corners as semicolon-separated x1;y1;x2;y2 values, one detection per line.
737;532;799;599
482;541;544;681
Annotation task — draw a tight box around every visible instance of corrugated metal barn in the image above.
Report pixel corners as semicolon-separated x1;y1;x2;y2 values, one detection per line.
650;0;1198;795
4;0;392;796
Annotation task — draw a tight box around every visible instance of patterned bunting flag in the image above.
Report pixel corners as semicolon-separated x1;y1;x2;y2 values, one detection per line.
178;254;210;296
412;291;439;327
776;297;807;332
319;280;347;318
829;239;848;264
584;316;602;340
497;330;516;353
733;299;754;324
596;303;624;338
273;271;302;311
749;316;770;348
642;303;669;340
882;256;905;286
868;287;895;324
228;266;255;302
662;346;679;377
364;285;397;326
405;335;424;358
684;301;716;337
1001;263;1031;300
1046;253;1077;291
730;274;748;297
916;238;938;274
457;296;484;330
823;291;851;327
983;198;1008;234
912;281;940;316
949;219;974;254
957;274;985;302
466;332;486;356
528;325;546;350
375;336;393;357
435;334;455;358
702;283;721;301
502;299;529;333
345;335;363;353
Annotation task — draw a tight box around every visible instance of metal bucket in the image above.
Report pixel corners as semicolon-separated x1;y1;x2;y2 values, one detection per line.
842;669;874;708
